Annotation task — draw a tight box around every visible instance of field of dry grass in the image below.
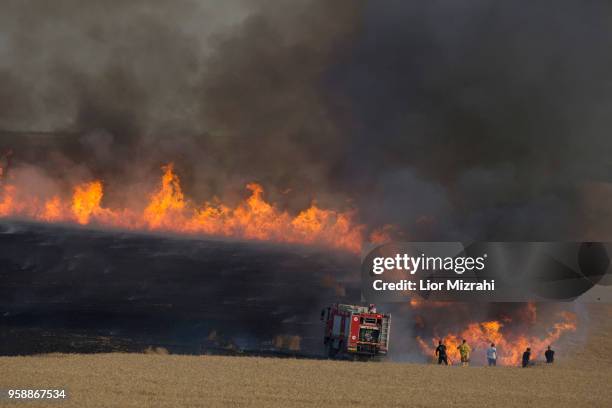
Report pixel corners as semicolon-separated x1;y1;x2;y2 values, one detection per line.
1;353;610;407
1;305;610;408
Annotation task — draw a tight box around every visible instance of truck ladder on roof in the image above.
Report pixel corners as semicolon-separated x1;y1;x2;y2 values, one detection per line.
379;315;391;349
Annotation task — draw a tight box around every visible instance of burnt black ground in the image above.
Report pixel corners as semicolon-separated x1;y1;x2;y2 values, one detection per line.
0;221;360;356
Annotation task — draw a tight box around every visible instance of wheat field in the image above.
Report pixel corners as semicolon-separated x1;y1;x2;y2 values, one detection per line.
1;305;610;408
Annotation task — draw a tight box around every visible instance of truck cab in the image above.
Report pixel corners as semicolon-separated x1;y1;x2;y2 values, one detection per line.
321;303;391;359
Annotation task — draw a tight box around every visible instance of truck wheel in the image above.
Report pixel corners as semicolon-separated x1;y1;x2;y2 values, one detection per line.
327;343;337;358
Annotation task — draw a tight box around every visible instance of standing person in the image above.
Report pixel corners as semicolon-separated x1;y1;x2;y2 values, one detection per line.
545;345;555;363
457;339;471;367
522;347;531;367
486;343;497;366
435;340;448;365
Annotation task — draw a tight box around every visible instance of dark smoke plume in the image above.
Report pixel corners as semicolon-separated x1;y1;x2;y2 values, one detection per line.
328;0;612;241
1;0;612;241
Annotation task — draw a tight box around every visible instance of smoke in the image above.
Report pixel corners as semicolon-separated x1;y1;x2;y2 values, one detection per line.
0;0;361;211
0;3;608;274
327;0;612;240
1;1;612;240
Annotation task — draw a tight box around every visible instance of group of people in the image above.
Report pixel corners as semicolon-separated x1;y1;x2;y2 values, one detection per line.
434;339;556;367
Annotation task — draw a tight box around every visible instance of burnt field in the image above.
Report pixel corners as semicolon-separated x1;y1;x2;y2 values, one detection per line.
0;220;589;365
0;220;360;356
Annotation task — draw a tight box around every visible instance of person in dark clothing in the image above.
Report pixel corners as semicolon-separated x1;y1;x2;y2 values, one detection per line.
435;340;448;365
522;347;531;367
545;345;555;363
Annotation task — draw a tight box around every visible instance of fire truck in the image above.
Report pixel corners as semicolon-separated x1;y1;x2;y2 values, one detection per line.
321;304;391;359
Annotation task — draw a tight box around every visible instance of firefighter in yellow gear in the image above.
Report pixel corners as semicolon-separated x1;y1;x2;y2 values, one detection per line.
457;339;471;366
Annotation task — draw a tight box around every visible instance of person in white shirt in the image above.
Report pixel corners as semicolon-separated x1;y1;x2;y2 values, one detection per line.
486;343;497;366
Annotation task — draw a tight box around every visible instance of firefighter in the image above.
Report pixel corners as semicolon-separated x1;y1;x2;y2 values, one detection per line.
545;345;555;363
435;340;448;365
457;339;471;367
368;304;377;313
522;347;531;367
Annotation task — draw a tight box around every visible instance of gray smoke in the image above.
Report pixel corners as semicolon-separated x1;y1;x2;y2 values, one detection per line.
328;0;612;241
1;0;612;241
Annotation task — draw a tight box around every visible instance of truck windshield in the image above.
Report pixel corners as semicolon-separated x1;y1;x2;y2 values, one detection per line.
359;328;379;343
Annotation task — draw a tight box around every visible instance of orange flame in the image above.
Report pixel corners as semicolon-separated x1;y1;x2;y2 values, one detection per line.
143;164;186;229
369;224;395;244
417;307;577;366
409;297;456;309
0;185;17;217
42;196;62;222
0;163;368;252
72;181;104;225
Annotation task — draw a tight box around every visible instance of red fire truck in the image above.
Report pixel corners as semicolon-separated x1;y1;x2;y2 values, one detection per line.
321;304;391;359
